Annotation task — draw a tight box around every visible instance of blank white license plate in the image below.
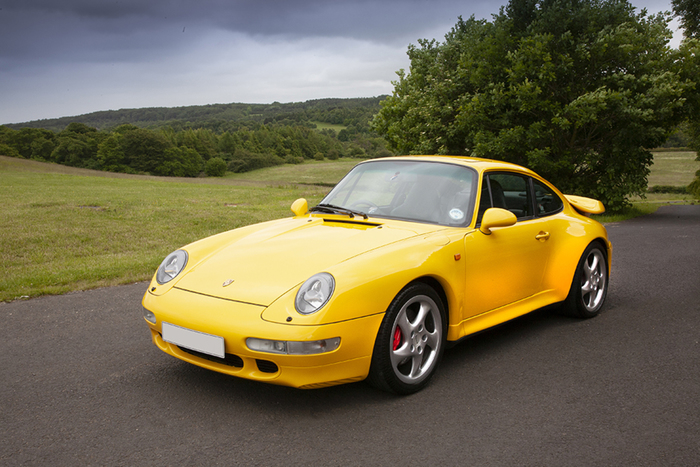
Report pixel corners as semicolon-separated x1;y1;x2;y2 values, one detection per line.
162;322;225;358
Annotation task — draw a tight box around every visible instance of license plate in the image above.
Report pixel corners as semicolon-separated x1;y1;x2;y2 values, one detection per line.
162;322;225;358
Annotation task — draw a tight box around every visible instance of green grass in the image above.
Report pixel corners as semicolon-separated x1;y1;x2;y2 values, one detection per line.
1;150;697;301
649;150;700;187
0;157;331;301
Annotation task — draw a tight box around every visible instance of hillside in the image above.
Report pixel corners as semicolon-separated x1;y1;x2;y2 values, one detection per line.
5;97;388;133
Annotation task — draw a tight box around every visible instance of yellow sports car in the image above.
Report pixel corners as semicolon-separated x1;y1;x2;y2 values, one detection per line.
142;156;610;394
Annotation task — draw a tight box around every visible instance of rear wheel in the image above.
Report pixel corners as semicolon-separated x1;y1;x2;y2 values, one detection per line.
367;283;446;394
562;242;608;318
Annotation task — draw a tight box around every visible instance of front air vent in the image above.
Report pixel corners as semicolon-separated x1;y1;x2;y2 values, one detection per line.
322;218;382;227
178;346;244;368
256;359;279;373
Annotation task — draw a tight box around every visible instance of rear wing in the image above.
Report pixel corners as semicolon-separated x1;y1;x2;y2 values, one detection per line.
564;195;605;215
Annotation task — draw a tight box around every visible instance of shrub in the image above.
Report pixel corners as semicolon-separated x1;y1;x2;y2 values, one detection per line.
648;185;689;194
227;151;284;173
0;143;20;158
205;157;227;177
689;170;700;198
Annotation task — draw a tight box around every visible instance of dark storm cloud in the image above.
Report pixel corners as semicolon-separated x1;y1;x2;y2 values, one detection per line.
0;0;494;64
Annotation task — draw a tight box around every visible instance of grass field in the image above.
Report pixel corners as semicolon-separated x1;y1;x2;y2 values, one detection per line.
0;156;332;301
1;151;697;301
647;151;700;187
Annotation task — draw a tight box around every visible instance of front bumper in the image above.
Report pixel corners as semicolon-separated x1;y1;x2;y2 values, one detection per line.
142;287;383;389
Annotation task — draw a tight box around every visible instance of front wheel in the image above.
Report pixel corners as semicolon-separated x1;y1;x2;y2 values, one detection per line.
562;242;609;318
367;283;446;394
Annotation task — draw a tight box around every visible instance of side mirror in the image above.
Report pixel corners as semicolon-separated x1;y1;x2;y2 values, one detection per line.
480;208;517;235
291;198;308;217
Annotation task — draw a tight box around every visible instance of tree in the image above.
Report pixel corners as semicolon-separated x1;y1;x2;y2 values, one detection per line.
373;0;693;211
672;0;700;38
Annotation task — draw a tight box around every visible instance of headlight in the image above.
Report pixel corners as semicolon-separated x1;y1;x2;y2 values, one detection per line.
295;272;335;314
156;250;188;284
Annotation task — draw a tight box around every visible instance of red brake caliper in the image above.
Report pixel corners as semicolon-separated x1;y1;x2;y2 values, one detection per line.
392;326;402;351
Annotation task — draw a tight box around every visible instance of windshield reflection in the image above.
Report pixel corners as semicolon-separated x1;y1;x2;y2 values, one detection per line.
320;160;477;226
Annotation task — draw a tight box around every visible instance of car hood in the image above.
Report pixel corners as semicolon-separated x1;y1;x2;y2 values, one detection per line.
173;217;432;306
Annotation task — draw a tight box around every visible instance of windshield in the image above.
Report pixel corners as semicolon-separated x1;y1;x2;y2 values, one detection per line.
320;160;477;226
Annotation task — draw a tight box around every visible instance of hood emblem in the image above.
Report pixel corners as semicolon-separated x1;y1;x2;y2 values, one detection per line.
222;279;235;287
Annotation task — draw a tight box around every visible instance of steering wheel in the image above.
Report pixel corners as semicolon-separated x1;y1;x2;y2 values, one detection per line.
350;199;379;211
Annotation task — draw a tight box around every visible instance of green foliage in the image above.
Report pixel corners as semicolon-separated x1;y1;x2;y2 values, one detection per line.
6;97;386;134
0;143;21;158
227;149;284;173
673;0;700;38
205;157;227;177
648;185;689;194
689;170;700;197
1;97;395;176
97;127;203;177
661;123;691;148
677;39;700;156
373;0;695;212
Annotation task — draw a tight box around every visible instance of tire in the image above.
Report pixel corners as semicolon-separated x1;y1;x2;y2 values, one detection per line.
562;242;609;319
367;283;446;394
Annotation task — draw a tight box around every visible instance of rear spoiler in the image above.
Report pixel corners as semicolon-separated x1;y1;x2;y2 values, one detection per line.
564;195;605;215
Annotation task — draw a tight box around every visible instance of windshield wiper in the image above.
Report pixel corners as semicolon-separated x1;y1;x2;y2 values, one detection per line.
310;203;369;219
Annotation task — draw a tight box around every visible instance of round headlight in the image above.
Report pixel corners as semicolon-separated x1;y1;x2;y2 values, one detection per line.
295;273;335;315
156;250;188;284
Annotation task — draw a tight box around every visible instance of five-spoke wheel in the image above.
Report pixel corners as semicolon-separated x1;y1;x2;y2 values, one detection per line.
563;242;609;318
368;283;446;394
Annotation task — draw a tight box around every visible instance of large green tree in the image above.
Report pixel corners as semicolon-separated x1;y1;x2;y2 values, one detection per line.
373;0;694;211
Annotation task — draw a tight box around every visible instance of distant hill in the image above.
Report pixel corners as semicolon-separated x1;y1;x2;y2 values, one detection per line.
5;97;388;133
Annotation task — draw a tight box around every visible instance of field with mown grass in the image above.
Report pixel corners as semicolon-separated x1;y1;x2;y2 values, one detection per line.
1;151;697;301
647;151;700;187
0;156;343;301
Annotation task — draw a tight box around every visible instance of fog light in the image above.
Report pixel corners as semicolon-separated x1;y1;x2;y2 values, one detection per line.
143;307;156;324
247;337;340;355
246;338;287;354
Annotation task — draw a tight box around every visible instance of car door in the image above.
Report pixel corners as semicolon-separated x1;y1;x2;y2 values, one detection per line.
463;172;554;317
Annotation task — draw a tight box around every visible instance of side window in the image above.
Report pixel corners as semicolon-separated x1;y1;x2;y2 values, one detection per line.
477;172;533;224
533;179;563;216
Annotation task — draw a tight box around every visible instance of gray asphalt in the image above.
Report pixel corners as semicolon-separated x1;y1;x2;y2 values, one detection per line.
2;205;699;466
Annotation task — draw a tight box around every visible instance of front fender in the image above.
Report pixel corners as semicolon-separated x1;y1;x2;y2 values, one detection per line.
261;229;468;327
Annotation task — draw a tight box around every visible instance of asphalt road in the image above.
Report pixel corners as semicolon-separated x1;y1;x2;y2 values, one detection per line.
2;205;699;466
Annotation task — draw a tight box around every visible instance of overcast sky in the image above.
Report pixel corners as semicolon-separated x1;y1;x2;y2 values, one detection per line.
0;0;680;125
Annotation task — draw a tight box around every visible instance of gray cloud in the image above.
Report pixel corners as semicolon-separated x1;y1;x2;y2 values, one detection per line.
0;0;678;124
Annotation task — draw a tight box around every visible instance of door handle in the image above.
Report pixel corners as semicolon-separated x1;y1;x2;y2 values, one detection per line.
535;231;550;241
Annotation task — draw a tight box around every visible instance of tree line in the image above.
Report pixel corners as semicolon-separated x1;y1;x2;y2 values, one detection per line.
5;97;386;134
0;120;392;178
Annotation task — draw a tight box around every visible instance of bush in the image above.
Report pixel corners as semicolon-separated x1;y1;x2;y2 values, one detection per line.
285;155;304;164
689;170;700;198
227;150;284;173
0;143;21;158
205;157;227;177
648;185;689;194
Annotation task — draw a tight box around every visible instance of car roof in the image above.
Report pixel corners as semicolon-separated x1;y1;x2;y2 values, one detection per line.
367;155;536;176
